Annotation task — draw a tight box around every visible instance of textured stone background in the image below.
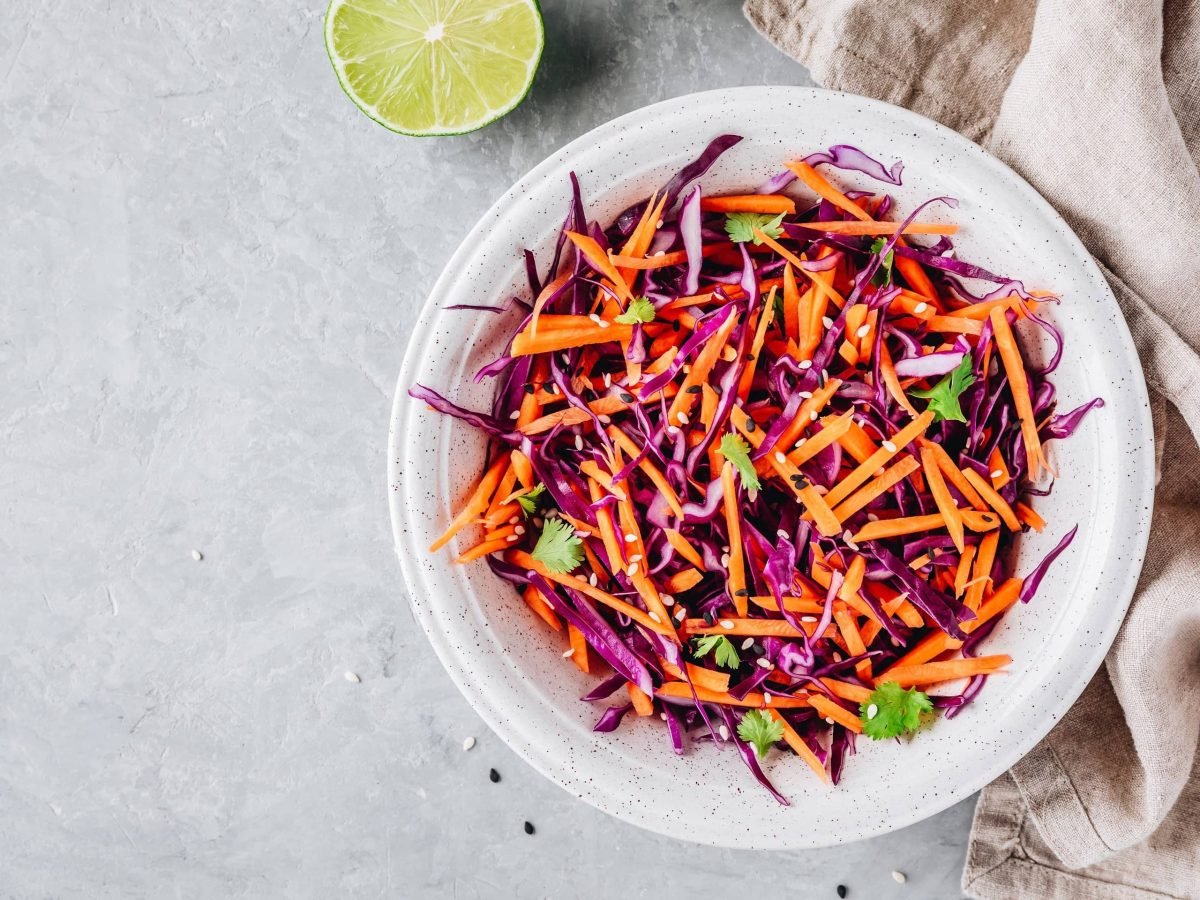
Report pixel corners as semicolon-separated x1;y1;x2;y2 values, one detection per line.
0;0;974;896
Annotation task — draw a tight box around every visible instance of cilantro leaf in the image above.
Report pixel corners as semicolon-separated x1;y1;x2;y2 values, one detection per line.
517;483;548;517
737;709;785;759
718;433;761;492
909;354;975;423
859;681;934;740
531;517;583;574
869;237;895;287
724;211;786;245
615;296;655;325
693;634;741;669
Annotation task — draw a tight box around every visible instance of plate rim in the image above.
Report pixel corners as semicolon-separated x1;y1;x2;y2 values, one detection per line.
387;85;1155;848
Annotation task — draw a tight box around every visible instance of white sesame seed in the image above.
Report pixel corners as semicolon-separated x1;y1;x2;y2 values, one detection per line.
660;711;668;720
810;410;818;421
801;615;817;623
653;250;666;257
588;313;602;324
891;871;907;884
867;703;879;720
756;658;772;669
722;545;731;552
763;693;772;704
574;529;589;538
561;353;571;364
720;553;731;568
914;301;928;314
821;316;834;329
628;554;643;563
661;594;675;607
603;372;613;388
795;438;808;449
598;414;612;424
718;724;731;741
777;529;789;540
508;515;521;525
720;619;734;630
509;410;521;419
462;736;476;751
624;532;637;543
821;369;830;381
506;535;520;543
597;319;610;329
676;412;689;425
191;549;203;562
656;219;665;228
344;672;360;683
825;717;835;725
575;434;584;451
990;469;1003;478
799;390;813;399
514;525;526;535
798;359;813;370
882;439;897;452
648;611;661;623
775;451;788;464
562;648;575;658
833;651;843;662
845;536;860;551
627;562;640;576
866;513;879;522
667;425;681;435
741;637;755;650
589;572;598;587
814;484;829;494
675;607;687;621
856;324;871;339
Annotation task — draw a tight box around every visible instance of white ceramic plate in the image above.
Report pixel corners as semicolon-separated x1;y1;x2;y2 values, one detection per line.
388;87;1153;848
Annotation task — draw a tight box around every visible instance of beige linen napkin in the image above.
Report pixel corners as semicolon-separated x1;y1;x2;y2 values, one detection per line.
744;1;1200;896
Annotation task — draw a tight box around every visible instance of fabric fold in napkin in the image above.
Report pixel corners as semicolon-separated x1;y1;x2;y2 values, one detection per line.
744;0;1200;896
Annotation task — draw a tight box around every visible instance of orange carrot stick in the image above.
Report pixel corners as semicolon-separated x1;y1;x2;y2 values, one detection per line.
809;693;864;733
829;455;921;523
627;683;655;716
820;678;873;705
954;543;977;599
963;467;1022;531
791;220;958;236
926;315;984;336
700;194;796;214
965;529;1000;612
785;161;873;221
660;660;731;693
768;709;830;783
522;584;563;631
568;624;591;673
609;242;731;270
721;461;749;616
918;438;987;509
879;342;921;417
737;287;777;399
824;411;934;509
656;682;809;709
878;655;1012;687
921;445;965;552
430;455;509;552
1016;501;1046;532
564;230;632;302
608;425;686;519
664;528;706;570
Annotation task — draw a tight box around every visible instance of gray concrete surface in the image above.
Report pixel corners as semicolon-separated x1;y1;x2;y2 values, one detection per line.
0;1;976;896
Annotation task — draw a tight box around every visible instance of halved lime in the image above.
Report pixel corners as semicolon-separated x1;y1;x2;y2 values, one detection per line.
325;0;544;137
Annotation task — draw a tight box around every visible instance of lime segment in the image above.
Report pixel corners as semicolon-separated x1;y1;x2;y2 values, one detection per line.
325;0;544;136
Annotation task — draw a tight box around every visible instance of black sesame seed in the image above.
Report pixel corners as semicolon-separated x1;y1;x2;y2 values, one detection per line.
745;353;756;362
620;392;636;403
837;885;848;899
703;610;716;626
523;821;535;835
745;419;757;432
489;768;501;783
671;320;681;332
686;385;703;394
523;384;535;395
734;589;749;597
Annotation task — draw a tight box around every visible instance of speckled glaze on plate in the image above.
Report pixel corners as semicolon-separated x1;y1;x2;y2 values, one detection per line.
388;87;1154;849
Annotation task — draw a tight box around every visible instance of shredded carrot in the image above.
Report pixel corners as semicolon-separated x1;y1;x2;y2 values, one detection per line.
988;446;1012;490
962;467;1022;531
564;230;631;302
768;709;830;783
820;678;873;705
824;411;934;509
684;618;817;638
720;461;749;616
954;543;978;599
700;194;796;214
661;660;731;693
838;420;879;464
878;654;1012;687
522;584;562;631
511;319;634;356
792;220;959;237
749;594;825;614
965;529;1000;612
430;455;509;552
628;683;655;716
783;263;802;345
608;425;686;519
656;681;809;708
879;342;920;417
921;445;965;552
737;287;777;399
609;242;731;270
809;693;864;733
665;567;704;594
830;455;921;523
1016;501;1046;532
833;607;871;680
785;161;873;221
926;315;984;336
918;438;987;509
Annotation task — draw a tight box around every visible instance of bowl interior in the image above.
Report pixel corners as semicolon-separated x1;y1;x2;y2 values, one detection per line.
389;87;1153;848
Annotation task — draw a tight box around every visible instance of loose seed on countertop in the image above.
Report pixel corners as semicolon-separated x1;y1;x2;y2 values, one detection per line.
524;821;535;835
344;672;360;683
462;736;476;751
836;886;847;899
892;871;907;884
489;768;500;783
191;549;203;562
